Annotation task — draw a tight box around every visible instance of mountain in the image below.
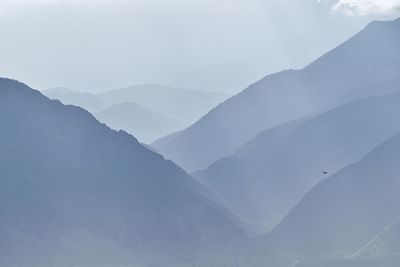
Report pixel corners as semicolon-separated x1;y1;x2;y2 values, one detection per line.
192;118;307;233
194;90;400;234
97;84;230;123
339;78;400;105
263;130;400;262
43;87;106;112
0;78;247;267
95;102;186;143
43;85;224;143
43;87;190;143
153;18;400;172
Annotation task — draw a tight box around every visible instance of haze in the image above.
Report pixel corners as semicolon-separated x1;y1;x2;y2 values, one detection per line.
0;0;398;93
2;0;400;266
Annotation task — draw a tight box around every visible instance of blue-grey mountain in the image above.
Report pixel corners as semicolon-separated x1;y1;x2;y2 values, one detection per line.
153;18;400;172
263;130;400;263
97;84;230;123
194;89;400;234
44;87;106;112
95;102;186;143
0;78;246;267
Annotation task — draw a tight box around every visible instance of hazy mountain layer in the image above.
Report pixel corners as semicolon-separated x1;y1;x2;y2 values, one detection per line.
43;87;106;112
0;78;246;267
264;130;400;262
98;84;230;123
95;102;186;143
194;90;400;233
193;118;307;233
154;18;400;172
44;85;229;143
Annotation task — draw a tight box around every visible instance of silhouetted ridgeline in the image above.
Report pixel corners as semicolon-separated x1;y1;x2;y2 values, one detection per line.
194;90;400;234
263;131;400;264
154;18;400;172
0;78;248;267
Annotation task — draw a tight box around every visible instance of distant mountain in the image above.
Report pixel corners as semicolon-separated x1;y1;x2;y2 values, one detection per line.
97;84;231;123
43;85;226;143
263;130;400;262
153;18;400;172
44;85;229;143
95;102;186;143
43;87;106;111
194;90;400;234
0;78;246;267
339;78;400;105
151;130;184;150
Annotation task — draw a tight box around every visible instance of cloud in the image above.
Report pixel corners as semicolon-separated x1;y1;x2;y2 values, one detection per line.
330;0;400;15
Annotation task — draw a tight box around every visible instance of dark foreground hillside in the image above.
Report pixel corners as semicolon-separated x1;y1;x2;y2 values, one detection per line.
0;78;248;267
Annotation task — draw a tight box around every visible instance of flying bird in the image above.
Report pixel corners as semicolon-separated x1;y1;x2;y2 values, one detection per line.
322;171;328;175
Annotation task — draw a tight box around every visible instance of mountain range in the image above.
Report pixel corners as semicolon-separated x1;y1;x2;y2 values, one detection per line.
95;102;186;143
153;18;400;172
3;14;400;267
194;87;400;234
0;78;246;267
263;129;400;263
97;84;230;123
43;84;229;143
43;87;106;111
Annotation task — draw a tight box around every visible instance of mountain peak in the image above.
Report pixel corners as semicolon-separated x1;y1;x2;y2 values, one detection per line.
0;78;40;96
154;17;400;172
0;78;248;266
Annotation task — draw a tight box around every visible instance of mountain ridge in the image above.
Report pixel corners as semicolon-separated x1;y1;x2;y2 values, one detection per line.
194;89;400;234
0;78;247;267
262;129;400;261
95;102;186;143
153;18;400;172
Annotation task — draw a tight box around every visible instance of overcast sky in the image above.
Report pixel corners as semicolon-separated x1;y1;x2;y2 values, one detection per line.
0;0;399;93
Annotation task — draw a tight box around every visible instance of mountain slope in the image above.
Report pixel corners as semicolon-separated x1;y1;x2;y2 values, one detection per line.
352;217;400;259
153;18;400;172
95;102;186;143
98;84;230;123
194;90;400;233
43;87;106;112
0;78;246;267
192;118;307;233
263;131;400;261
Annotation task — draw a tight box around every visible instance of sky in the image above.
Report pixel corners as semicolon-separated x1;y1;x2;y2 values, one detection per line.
0;0;399;93
332;0;400;15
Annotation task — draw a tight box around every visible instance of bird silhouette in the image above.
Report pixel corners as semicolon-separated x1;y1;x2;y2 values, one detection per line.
322;171;328;175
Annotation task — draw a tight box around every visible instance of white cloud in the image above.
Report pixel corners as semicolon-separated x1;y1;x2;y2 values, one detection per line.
331;0;400;15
